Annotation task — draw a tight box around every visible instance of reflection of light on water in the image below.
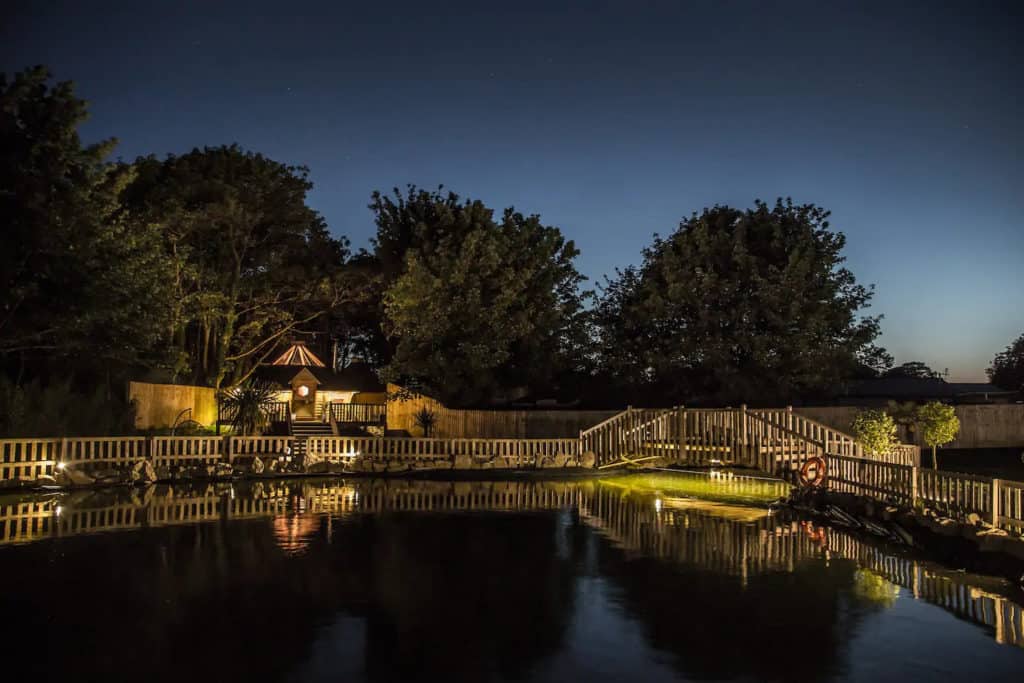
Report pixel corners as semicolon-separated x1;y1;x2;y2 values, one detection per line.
654;498;662;512
272;515;319;555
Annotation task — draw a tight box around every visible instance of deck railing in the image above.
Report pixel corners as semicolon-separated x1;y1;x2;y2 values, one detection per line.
217;400;289;424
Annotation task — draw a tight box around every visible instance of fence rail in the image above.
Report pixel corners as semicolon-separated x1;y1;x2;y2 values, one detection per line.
825;453;1024;534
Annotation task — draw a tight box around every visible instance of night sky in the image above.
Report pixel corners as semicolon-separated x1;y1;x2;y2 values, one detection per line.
3;1;1021;381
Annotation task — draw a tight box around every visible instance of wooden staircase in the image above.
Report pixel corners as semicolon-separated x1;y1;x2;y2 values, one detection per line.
580;406;862;479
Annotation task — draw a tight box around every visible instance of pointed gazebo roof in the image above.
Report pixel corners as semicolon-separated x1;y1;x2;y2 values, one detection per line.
271;341;326;367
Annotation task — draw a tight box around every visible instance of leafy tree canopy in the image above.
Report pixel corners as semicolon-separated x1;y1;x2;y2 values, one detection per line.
0;66;174;383
595;199;884;405
987;333;1024;391
916;400;959;469
122;145;352;387
374;186;590;406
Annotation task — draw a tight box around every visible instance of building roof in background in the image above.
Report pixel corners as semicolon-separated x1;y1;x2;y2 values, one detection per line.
846;377;1015;400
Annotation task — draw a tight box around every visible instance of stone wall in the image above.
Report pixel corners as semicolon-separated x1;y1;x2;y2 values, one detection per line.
129;381;218;429
386;385;617;438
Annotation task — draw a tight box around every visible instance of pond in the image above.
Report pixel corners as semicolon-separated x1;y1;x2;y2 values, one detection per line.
2;472;1023;682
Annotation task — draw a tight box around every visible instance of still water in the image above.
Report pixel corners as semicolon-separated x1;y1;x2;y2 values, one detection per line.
2;473;1023;682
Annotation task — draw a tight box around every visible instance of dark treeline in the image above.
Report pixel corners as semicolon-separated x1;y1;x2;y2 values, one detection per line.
3;68;1021;422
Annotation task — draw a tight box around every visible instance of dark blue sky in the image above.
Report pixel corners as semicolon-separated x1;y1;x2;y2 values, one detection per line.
4;1;1021;380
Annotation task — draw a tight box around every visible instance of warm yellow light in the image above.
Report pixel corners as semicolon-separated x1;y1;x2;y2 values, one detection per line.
297;385;310;397
56;462;66;471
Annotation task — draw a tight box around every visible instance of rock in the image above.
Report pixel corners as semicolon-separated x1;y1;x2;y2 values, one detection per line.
580;451;597;469
387;461;410;473
156;466;172;481
250;456;265;475
453;453;473;470
214;462;234;479
34;474;59;488
372;460;389;473
306;461;331;475
131;460;158;485
966;512;983;527
540;452;573;469
57;466;96;487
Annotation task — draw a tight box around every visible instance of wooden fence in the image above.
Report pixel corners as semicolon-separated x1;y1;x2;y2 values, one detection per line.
0;439;61;480
306;436;579;467
825;453;1024;534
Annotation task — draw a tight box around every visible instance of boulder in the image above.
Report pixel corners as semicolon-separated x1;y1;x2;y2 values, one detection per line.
372;459;389;473
453;453;473;470
56;465;96;488
214;462;234;479
387;460;410;473
35;474;59;488
131;460;158;485
155;465;173;481
539;452;573;469
580;451;597;469
250;456;265;475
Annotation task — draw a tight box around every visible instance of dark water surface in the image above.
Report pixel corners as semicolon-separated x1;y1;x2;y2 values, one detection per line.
2;473;1023;682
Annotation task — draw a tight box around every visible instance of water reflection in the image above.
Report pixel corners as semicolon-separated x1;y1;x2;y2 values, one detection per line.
1;475;1022;682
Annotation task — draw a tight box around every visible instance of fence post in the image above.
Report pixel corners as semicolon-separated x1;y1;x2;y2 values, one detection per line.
225;435;233;465
146;435;155;466
992;478;1001;528
59;437;68;470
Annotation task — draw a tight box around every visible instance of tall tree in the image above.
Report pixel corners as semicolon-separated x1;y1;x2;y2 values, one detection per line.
987;333;1024;391
595;199;884;404
122;146;350;387
373;186;590;405
0;67;174;382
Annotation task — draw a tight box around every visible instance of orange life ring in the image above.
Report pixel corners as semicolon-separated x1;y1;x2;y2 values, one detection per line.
799;456;827;487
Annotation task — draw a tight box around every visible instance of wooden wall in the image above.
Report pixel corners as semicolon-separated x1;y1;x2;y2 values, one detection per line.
796;404;1024;449
128;381;218;429
386;385;617;438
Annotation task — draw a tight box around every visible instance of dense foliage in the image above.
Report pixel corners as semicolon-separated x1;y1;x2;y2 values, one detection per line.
0;67;174;382
883;361;942;380
4;66;904;424
373;187;591;406
122;146;351;387
594;200;886;405
987;333;1024;391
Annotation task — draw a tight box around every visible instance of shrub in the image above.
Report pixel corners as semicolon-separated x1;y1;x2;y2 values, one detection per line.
917;401;959;469
851;409;898;457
